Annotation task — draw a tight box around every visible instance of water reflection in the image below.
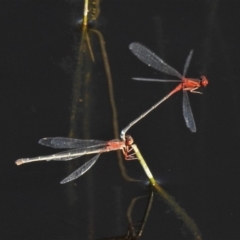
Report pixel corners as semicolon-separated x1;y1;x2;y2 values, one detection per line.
132;143;202;240
65;1;138;239
65;3;102;240
97;188;154;240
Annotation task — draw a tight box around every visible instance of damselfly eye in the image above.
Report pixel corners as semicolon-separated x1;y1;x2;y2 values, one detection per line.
200;76;208;87
125;135;134;145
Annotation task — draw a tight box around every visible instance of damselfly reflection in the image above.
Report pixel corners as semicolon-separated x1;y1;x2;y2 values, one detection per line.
15;135;136;184
121;43;208;139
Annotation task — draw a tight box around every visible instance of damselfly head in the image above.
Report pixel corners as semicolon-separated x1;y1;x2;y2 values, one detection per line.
125;135;134;146
200;76;208;87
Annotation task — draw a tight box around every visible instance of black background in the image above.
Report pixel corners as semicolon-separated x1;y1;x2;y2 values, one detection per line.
1;0;240;239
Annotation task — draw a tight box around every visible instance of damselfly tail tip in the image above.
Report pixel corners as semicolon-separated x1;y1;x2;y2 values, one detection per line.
15;159;24;166
60;179;68;184
190;127;197;133
129;43;134;49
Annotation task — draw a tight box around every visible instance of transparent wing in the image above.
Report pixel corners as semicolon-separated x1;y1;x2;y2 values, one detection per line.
129;42;182;79
182;90;196;132
50;147;104;161
60;154;100;184
183;50;194;77
39;137;107;149
132;77;181;82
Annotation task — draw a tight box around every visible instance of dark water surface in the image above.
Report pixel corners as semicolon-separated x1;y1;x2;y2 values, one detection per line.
1;0;240;239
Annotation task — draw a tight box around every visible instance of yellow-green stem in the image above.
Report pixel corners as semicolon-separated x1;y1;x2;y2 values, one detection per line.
83;0;89;26
132;144;156;186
